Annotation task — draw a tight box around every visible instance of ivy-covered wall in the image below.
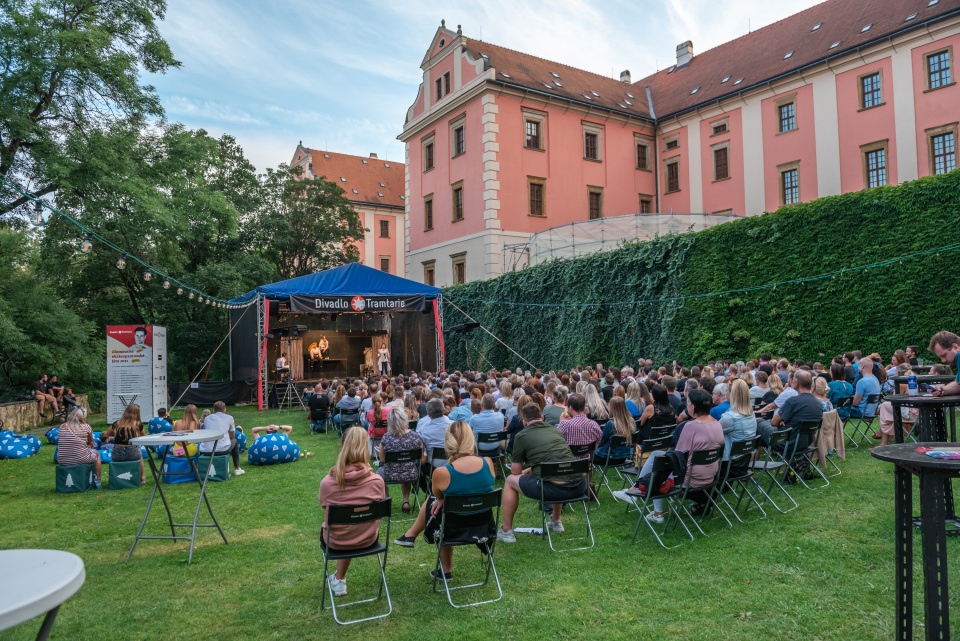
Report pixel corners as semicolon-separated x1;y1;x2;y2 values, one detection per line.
441;171;960;371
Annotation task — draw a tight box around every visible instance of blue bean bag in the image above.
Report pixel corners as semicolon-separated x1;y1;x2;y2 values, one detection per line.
45;427;59;445
98;449;112;463
0;431;42;459
247;434;300;465
236;430;248;454
162;456;198;484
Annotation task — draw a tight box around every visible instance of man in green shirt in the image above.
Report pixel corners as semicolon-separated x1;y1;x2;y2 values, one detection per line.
497;402;588;542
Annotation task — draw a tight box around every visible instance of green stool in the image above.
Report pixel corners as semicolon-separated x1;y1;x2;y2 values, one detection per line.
108;460;143;490
56;464;96;493
196;455;232;482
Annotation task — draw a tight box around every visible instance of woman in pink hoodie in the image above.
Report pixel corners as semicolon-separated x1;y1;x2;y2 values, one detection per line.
319;426;386;597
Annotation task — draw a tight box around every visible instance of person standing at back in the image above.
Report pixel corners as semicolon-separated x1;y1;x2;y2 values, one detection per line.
199;401;244;476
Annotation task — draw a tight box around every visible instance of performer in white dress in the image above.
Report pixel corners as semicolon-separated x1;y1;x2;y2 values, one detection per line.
319;336;330;360
377;343;390;376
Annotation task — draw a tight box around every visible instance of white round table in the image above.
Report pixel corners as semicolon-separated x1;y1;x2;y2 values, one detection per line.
127;429;229;563
0;549;85;641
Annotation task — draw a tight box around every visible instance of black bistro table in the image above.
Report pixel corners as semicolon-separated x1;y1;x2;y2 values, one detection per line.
890;375;957;389
887;393;960;444
872;443;960;641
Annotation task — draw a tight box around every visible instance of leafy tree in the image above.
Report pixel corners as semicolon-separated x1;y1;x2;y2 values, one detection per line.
251;165;365;279
0;0;179;213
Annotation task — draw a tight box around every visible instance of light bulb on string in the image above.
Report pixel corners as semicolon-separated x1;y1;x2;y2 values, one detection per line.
162;279;170;289
32;200;44;226
81;234;93;253
189;292;195;299
143;270;152;282
116;254;127;270
198;295;203;303
177;286;183;295
206;299;211;305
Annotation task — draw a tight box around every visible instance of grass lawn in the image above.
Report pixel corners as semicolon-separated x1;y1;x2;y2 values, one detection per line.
1;405;957;640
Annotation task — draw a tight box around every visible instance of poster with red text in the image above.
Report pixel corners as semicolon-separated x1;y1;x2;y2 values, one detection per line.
107;325;167;423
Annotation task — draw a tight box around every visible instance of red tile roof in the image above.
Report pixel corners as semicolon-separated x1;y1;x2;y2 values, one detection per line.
304;148;405;209
463;40;651;120
469;0;959;120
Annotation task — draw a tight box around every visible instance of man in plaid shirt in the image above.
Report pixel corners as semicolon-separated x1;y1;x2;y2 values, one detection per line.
557;394;602;457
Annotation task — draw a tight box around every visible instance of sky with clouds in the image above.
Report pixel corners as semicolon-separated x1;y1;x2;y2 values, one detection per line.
146;0;823;173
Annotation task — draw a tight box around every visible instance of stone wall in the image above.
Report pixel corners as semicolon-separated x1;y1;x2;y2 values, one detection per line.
0;395;90;433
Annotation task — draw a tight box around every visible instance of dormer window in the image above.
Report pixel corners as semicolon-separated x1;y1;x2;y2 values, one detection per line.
340;177;346;182
861;24;872;33
551;72;560;78
812;22;822;31
722;76;730;83
625;92;634;98
830;41;841;49
362;159;368;164
784;51;794;59
501;72;511;78
690;87;700;94
733;78;743;85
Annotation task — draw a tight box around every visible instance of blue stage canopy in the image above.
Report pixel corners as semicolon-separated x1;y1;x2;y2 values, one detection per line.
229;262;441;305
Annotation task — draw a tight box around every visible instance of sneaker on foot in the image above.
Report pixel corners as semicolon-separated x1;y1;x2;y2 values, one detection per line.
328;574;347;596
645;511;665;525
547;519;565;532
429;569;452;581
394;535;416;548
39;412;46;418
496;528;517;543
233;468;245;475
612;490;638;504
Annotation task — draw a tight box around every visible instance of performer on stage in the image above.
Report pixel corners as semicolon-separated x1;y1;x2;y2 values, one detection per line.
319;335;330;360
377;342;390;376
308;342;321;360
276;352;287;370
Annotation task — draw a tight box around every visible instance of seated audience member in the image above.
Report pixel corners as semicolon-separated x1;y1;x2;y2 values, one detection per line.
318;426;386;596
616;389;723;522
403;393;420;421
46;375;64;401
583;384;610;424
505;395;534;453
366;395;389;449
849;357;881;418
386;386;406;411
543;387;567;426
595;397;634;464
56;408;102;487
813;377;834;412
394;422;496;581
173;404;201;432
663;376;684;414
334;387;362;429
33;374;60;418
826;363;854;419
61;388;79;415
495;382;514;413
447;392;473;422
470;394;506;454
416;398;454;493
378;408;423;514
624;381;645;418
148;408;173;434
200;409;212;426
360;386;377;428
710;383;731;420
201;401;245;475
557;392;603;469
719;380;757;477
762;370;824;453
497;403;589;542
251;424;293;437
309;382;331;433
749;371;769;401
637;384;676;440
759;371;796;414
101;403;146;482
876;363;918;446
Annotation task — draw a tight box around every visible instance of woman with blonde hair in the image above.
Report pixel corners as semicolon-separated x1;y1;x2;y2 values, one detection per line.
624;381;644;418
394;421;496;582
379;408;422;513
318;426;386;597
333;385;347;408
200;409;212;426
584;384;610;423
719;379;757;476
173;404;201;432
595;397;634;463
739;370;755;388
403;393;419;421
56;407;102;486
495;381;513;413
101;403;145;482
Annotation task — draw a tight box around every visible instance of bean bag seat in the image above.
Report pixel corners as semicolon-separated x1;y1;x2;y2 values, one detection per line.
45;427;59;445
98;449;112;463
236;430;248;454
56;464;96;493
0;432;42;459
91;431;102;448
162;456;198;484
108;460;143;490
247;433;300;465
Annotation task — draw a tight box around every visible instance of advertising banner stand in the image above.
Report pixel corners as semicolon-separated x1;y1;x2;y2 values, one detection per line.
107;325;167;423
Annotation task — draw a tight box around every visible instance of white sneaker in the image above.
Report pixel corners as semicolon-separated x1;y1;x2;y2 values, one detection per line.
328;574;347;596
496;528;517;543
234;468;245;476
547;519;565;532
612;490;637;504
645;511;665;525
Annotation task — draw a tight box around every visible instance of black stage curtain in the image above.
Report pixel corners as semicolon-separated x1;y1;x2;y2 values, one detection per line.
169;381;254;407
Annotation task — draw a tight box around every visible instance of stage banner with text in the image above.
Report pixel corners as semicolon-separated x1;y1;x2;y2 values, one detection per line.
289;294;426;314
107;325;167;423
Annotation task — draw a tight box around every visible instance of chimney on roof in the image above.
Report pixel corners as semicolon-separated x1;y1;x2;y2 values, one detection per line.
676;41;694;66
619;69;631;83
369;153;378;159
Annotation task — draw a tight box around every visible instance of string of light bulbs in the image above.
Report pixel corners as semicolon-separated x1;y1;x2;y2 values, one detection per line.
446;240;960;308
0;176;255;310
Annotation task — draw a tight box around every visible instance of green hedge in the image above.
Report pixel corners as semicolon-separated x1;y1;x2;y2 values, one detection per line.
441;171;960;370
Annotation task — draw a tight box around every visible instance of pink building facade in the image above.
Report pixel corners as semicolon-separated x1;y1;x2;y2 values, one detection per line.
401;2;960;285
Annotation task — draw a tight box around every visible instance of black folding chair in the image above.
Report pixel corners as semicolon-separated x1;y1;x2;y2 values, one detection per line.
537;459;594;552
845;394;880;445
831;397;855;447
621;434;674;510
620;428;672;491
567;441;599;506
432;489;503;608
337;408;361;436
475;431;509;479
782;420;829;490
751;429;798;513
424;446;449;495
320;498;393;625
675;446;731;535
596;435;632;499
626;454;693;549
382;446;423;520
407;419;419;432
715;437;767;523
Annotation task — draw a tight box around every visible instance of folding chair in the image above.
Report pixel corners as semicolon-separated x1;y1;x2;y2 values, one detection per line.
337;409;361;436
320;498;393;625
537;459;594;552
845;394;880;445
382;446;423;520
423;446;448;495
674;446;732;536
407;419;419;432
621;434;675;509
751;429;798;513
832;397;854;447
432;489;503;608
782;420;829;490
476;431;509;479
627;454;693;549
596;436;632;499
715;437;767;523
568;441;599;506
620;427;672;491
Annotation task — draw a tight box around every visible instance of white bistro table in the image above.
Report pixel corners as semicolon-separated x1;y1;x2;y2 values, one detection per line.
127;430;228;563
0;549;85;641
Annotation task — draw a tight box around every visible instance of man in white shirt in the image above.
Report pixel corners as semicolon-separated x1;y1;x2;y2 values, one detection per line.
275;353;287;370
416;398;452;493
385;386;405;411
199;401;244;475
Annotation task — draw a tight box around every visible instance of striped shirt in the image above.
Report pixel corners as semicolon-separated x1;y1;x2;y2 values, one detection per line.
557;414;602;459
56;424;97;465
